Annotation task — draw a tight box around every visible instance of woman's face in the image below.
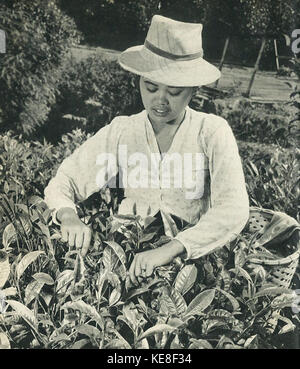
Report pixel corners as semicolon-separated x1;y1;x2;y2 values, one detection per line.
139;77;195;126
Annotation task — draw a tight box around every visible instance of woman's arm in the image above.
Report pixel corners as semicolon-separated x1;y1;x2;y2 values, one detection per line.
174;118;249;259
44;117;125;254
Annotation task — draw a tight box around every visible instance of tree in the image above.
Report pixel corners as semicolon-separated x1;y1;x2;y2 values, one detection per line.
0;0;81;134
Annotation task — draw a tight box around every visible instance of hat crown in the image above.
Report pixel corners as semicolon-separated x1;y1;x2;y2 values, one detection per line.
146;15;203;57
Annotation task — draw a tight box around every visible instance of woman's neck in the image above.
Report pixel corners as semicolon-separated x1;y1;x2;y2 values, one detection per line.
149;110;186;135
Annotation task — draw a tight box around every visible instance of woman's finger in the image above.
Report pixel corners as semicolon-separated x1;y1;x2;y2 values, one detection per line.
129;257;138;285
134;256;143;279
75;231;84;250
81;228;91;257
68;232;76;248
61;228;68;243
145;263;153;278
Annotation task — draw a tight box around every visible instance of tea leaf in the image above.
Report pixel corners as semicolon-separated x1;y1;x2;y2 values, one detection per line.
104;338;131;349
2;287;17;297
278;316;296;334
6;299;37;328
73;253;86;284
16;251;44;280
244;335;258;348
109;288;121;306
76;324;102;340
32;273;54;285
56;269;74;295
0;251;10;288
169;288;187;315
253;287;292;299
188;338;213;349
105;241;126;268
71;338;90;349
61;300;104;330
138;324;176;341
185;289;215;317
215;287;240;312
2;223;17;249
25;280;44;305
0;332;10;349
174;264;197;296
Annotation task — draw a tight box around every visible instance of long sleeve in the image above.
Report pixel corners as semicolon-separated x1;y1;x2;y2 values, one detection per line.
175;117;249;259
44;117;125;220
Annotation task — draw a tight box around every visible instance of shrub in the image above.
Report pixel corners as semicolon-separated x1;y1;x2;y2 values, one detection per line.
39;56;143;142
237;141;299;220
0;0;81;135
213;98;296;148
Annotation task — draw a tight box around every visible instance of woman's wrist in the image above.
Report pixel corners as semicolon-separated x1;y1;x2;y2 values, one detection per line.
57;207;79;223
160;239;186;259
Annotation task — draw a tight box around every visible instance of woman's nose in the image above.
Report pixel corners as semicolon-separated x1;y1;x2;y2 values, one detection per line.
156;89;168;105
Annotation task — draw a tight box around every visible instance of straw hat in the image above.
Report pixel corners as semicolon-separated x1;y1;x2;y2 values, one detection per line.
118;15;221;87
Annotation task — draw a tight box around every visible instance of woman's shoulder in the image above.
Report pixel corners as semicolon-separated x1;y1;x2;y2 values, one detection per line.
188;107;229;137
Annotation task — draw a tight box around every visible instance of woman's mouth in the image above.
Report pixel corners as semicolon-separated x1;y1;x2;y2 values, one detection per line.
152;107;169;116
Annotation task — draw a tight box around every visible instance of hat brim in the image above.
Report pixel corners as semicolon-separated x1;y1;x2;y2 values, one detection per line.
118;45;221;87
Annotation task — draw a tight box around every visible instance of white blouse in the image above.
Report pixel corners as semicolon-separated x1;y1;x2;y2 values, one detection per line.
44;106;249;259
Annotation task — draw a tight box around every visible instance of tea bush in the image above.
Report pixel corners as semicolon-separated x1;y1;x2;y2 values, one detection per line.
39;56;143;142
213;98;297;148
0;0;81;135
0;190;298;349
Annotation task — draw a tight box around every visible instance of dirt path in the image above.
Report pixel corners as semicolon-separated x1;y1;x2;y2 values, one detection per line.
70;45;299;102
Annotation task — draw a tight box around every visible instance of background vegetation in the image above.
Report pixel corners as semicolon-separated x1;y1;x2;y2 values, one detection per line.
0;0;299;350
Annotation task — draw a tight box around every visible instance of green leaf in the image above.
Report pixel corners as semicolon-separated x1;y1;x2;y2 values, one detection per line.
2;223;17;250
188;338;213;349
73;253;86;284
76;324;102;340
71;338;90;349
56;269;74;295
244;335;258;349
174;264;197;295
6;299;37;328
32;272;54;285
137;324;176;342
0;251;10;288
253;287;292;299
278;316;296;334
2;287;17;297
185;289;215;318
109;288;121;306
0;332;10;349
25;280;44;305
104;338;131;349
61;300;104;330
215;287;240;312
104;241;126;273
16;251;44;280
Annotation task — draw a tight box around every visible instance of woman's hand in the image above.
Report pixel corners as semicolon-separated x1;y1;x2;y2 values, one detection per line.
129;240;185;285
58;208;92;256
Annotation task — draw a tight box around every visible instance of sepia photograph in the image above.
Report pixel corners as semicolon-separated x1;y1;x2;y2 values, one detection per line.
0;0;299;353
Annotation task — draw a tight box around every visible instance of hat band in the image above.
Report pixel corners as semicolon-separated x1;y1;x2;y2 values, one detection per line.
144;40;203;61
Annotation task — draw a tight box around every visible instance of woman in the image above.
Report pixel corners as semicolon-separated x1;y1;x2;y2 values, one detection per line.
44;15;249;285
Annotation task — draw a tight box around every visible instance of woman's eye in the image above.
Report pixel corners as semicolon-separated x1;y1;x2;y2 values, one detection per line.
169;90;182;96
147;87;158;93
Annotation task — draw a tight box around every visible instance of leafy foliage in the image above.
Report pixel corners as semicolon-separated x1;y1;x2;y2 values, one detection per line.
0;196;298;349
0;0;81;134
41;56;142;142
